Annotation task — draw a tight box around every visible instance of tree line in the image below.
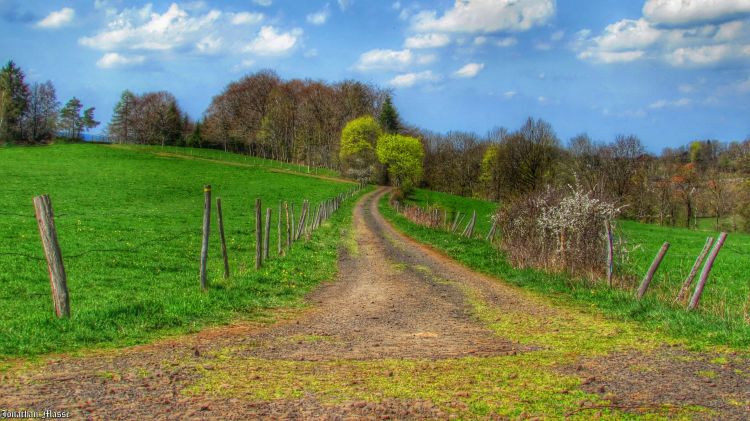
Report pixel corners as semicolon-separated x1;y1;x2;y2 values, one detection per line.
0;61;98;143
419;119;750;232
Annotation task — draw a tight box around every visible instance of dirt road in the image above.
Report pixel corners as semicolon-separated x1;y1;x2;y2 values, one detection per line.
1;188;748;419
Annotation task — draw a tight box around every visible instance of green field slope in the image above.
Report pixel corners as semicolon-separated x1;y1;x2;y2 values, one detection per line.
0;144;361;358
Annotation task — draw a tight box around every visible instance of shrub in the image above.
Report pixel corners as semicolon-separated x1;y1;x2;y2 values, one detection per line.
496;182;622;276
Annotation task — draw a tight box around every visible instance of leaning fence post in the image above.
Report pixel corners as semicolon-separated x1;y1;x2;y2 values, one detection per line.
636;242;670;300
216;198;230;279
675;237;714;303
451;212;461;233
255;198;262;269
290;203;296;242
486;218;498;242
284;202;291;249
688;233;727;310
200;185;211;290
605;220;614;287
33;194;70;318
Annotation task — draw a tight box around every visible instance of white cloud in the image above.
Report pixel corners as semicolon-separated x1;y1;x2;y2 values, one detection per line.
196;35;222;54
496;37;518;47
404;33;450;49
389;70;440;88
648;98;692;108
738;76;750;92
643;0;750;26
412;0;555;33
232;59;255;72
253;0;272;6
454;62;485;78
338;0;353;11
36;7;75;29
666;44;734;65
245;26;303;55
307;9;330;25
392;2;402;10
96;52;145;68
230;12;263;25
355;48;413;71
80;4;221;51
503;90;517;99
473;36;487;45
550;30;565;41
576;13;750;66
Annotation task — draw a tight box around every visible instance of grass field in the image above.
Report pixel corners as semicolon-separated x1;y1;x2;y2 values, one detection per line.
0;143;361;358
394;189;750;348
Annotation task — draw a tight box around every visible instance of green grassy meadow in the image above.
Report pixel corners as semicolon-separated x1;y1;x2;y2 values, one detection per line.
0;143;361;358
394;189;750;348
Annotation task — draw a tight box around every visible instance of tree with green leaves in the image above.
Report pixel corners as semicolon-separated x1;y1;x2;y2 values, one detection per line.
340;116;382;182
0;60;30;142
376;133;424;192
58;97;99;140
378;94;400;134
108;90;137;143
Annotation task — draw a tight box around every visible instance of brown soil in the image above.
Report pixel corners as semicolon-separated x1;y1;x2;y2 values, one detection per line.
0;188;747;420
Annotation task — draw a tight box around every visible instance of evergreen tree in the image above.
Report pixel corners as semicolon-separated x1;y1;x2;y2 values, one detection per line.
0;60;30;141
108;90;137;143
378;94;400;134
82;107;100;134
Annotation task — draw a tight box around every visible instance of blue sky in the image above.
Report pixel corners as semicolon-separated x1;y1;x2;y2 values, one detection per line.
1;0;749;152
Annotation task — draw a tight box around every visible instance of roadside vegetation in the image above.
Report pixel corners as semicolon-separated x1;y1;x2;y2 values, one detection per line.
0;144;363;358
380;191;750;349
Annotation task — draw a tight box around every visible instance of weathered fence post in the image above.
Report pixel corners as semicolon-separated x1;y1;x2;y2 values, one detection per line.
636;242;670;300
33;194;70;318
688;232;727;310
255;198;262;270
284;202;291;249
290;203;296;242
200;185;211;290
463;211;476;238
451;212;461;233
605;220;614;287
278;202;283;256
264;208;271;260
216;198;230;279
486;219;498;242
675;236;714;303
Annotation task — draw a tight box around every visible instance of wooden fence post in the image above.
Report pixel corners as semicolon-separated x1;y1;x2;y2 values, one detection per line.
605;220;614;287
264;208;271;260
451;212;461;233
486;219;498;242
278;202;283;256
216;198;230;279
200;185;211;290
688;232;727;310
675;236;714;303
33;194;70;318
284;202;291;249
636;242;670;300
290;203;296;242
463;211;476;238
255;198;262;270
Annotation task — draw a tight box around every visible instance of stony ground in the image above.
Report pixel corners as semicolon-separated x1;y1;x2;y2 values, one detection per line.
1;188;748;420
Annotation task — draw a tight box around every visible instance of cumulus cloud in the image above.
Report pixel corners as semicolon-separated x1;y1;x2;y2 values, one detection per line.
643;0;750;26
96;52;145;68
453;62;485;78
253;0;272;6
79;3;221;51
306;8;330;25
354;48;413;71
412;0;555;33
404;33;450;49
245;26;303;55
388;70;440;88
503;90;517;99
576;11;750;66
36;7;75;29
